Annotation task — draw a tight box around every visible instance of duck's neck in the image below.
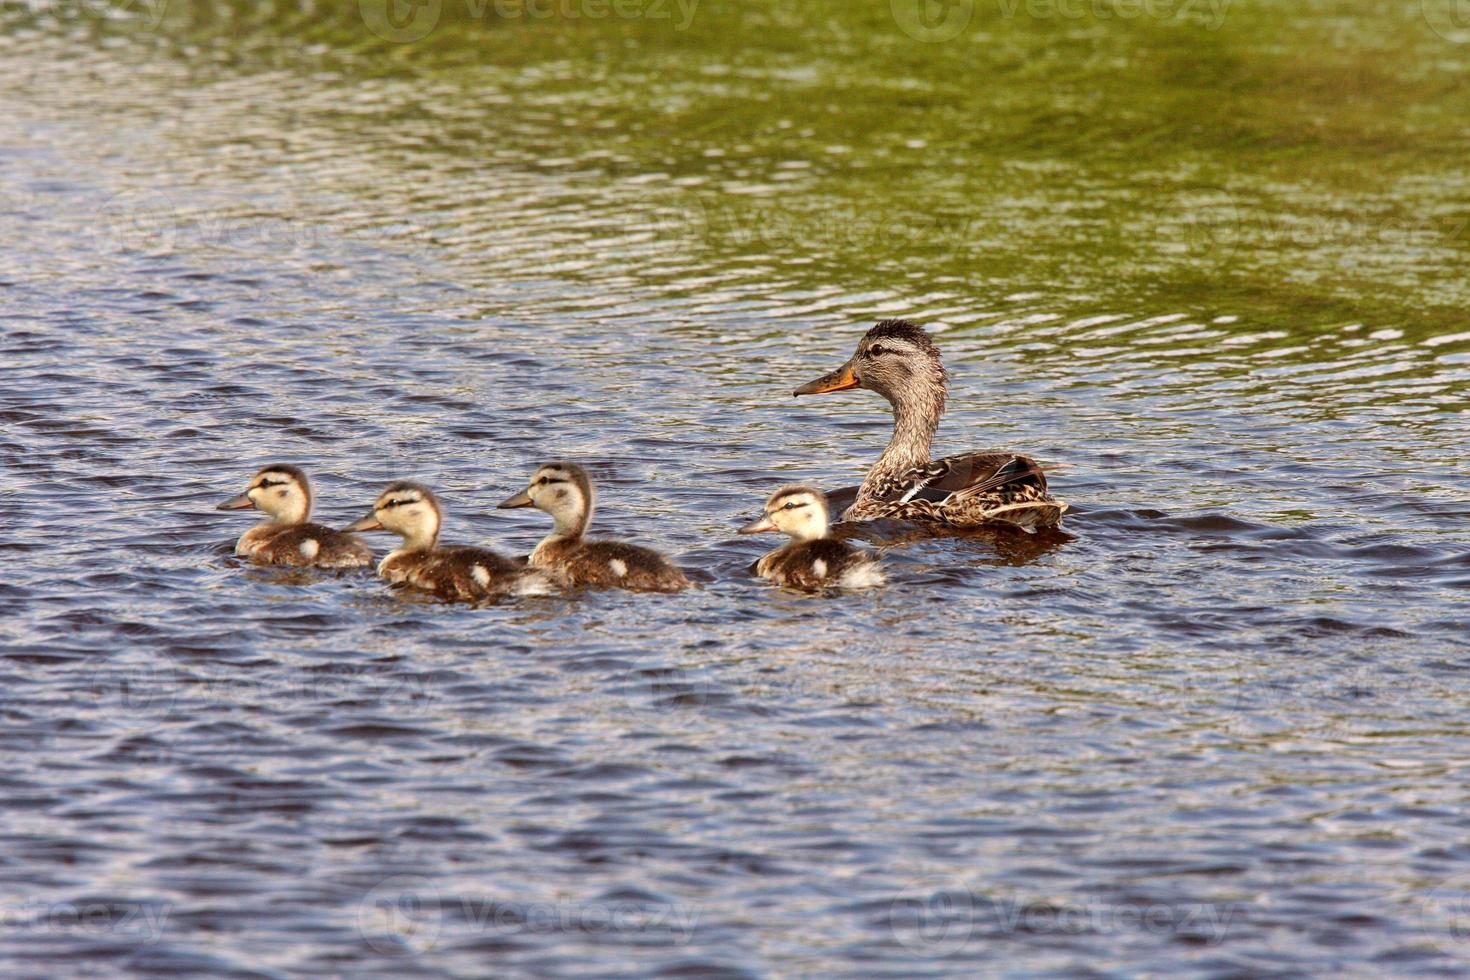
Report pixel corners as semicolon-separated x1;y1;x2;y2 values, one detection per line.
397;525;438;554
531;507;589;562
862;389;942;490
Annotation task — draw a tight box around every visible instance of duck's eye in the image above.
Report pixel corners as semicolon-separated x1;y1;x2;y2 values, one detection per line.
866;345;890;358
783;501;803;510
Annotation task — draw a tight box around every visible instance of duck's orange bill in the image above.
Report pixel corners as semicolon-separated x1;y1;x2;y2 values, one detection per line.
793;362;858;397
344;513;383;533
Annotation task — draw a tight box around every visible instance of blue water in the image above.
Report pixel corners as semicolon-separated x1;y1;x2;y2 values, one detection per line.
3;17;1470;979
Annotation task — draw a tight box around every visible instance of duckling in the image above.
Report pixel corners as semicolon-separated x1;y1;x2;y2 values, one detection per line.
496;462;690;593
344;481;555;600
216;464;372;568
739;485;885;590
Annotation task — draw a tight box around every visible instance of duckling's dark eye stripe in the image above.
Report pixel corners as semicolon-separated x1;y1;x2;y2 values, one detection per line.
382;497;416;509
539;477;570;486
256;479;286;489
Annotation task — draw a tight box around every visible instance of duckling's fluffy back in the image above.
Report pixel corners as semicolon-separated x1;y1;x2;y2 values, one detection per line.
755;538;884;591
534;538;689;592
385;545;554;600
238;522;372;568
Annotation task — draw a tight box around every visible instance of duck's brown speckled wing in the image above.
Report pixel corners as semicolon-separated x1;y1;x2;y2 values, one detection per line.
883;452;1047;501
249;523;372;568
858;452;1066;529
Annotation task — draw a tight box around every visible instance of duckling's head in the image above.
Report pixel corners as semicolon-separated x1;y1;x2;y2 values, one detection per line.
497;462;593;538
216;464;312;524
739;485;831;542
345;481;441;550
793;319;948;410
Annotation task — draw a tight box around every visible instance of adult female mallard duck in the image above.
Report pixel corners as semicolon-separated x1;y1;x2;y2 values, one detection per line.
497;462;690;592
793;319;1067;529
344;481;555;600
215;464;373;568
739;485;884;590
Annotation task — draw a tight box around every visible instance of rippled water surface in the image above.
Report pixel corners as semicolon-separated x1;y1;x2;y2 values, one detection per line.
4;2;1470;975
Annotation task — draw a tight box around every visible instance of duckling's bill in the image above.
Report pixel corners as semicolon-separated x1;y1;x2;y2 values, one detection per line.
739;515;778;534
496;489;534;509
344;512;383;533
793;361;858;397
216;492;255;511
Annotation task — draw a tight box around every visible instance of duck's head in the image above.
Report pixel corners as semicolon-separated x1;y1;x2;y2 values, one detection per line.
497;462;593;537
216;464;312;524
345;481;441;550
793;319;948;409
739;485;830;542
